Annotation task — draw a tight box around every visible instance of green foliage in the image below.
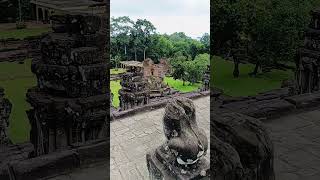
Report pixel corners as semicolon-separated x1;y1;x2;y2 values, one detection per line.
111;55;121;69
212;0;320;71
169;53;209;85
111;16;209;67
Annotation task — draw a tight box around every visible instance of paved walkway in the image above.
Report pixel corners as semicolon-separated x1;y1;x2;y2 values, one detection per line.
265;110;320;180
47;96;210;180
110;96;210;180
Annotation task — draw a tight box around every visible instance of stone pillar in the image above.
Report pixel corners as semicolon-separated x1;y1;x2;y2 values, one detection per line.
146;97;210;179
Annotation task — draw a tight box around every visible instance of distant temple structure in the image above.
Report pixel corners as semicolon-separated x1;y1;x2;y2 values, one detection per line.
120;58;170;79
30;0;106;23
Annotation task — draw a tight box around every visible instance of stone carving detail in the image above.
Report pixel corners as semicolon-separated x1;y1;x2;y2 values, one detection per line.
27;13;108;157
119;68;150;111
296;9;320;94
0;87;12;145
211;112;275;180
146;97;209;179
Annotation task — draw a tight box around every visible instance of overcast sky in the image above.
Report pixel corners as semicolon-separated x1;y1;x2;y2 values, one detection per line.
110;0;210;39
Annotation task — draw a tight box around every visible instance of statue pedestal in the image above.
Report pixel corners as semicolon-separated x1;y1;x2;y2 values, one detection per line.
146;146;210;180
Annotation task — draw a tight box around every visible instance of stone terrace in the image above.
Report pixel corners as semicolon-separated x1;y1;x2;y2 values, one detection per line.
110;96;210;180
46;96;210;180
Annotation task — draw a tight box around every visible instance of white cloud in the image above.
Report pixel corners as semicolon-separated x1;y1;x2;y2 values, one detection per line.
111;0;209;39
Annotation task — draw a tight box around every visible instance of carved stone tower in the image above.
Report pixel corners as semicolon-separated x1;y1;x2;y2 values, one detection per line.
26;13;108;157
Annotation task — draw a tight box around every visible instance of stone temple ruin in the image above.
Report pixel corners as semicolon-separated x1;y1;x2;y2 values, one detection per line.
119;67;150;111
146;97;210;179
296;8;320;94
0;10;109;179
0;88;12;145
117;58;177;111
27;13;108;156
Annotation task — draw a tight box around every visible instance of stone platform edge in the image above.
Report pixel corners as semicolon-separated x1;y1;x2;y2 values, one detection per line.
218;90;320;120
112;91;210;120
0;140;108;180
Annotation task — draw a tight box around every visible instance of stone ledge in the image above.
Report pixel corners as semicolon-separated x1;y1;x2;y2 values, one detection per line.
217;88;320;120
285;92;320;109
0;140;108;180
9;150;80;180
112;91;210;120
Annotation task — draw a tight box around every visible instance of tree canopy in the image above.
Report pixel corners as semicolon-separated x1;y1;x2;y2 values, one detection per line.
111;16;210;65
212;0;320;74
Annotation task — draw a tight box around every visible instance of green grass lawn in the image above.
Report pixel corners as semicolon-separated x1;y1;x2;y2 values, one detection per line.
0;27;50;39
212;56;294;97
0;59;35;143
164;77;202;93
110;80;121;108
110;68;126;75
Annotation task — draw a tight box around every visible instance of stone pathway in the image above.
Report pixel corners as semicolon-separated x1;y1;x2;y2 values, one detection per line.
265;110;320;180
110;96;210;180
47;96;210;180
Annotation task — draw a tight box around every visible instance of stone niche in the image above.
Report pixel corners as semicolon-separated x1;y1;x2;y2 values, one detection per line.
146;97;210;180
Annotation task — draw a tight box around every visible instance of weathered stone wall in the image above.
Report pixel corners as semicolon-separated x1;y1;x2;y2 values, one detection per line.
143;58;169;79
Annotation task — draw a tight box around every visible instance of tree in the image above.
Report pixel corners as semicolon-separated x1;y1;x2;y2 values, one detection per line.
111;16;134;60
110;16;209;64
111;55;121;69
200;33;210;53
133;19;156;60
170;53;209;85
212;0;320;76
170;55;187;85
0;0;15;23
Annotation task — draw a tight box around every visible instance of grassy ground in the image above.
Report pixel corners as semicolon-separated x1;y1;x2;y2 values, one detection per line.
164;77;202;93
110;80;121;108
212;56;294;97
0;27;50;39
0;59;35;143
110;68;126;75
